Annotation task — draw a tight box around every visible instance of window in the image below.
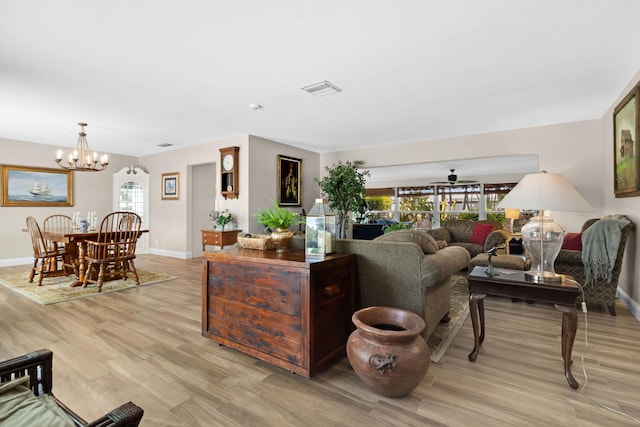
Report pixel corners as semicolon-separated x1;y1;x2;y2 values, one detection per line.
364;182;517;228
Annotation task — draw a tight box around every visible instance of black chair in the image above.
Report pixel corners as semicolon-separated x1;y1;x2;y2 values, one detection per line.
0;349;143;426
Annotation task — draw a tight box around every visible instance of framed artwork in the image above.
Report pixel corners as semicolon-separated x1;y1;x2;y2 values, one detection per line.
614;83;640;198
278;155;302;206
1;164;73;207
161;172;179;200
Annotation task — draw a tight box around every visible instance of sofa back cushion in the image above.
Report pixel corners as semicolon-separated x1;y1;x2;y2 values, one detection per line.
374;229;439;254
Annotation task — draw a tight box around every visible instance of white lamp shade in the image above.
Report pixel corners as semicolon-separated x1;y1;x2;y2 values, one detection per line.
496;171;592;212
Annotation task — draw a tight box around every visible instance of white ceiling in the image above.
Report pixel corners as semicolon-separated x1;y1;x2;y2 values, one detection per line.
2;0;640;161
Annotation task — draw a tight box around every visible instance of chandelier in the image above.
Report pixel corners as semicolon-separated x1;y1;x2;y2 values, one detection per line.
55;123;109;172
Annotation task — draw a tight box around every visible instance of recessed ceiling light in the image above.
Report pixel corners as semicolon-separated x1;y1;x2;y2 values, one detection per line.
157;143;173;148
249;103;263;110
301;80;342;97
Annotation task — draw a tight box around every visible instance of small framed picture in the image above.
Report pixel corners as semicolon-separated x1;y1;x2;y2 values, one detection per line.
278;155;301;206
161;172;179;200
1;164;73;207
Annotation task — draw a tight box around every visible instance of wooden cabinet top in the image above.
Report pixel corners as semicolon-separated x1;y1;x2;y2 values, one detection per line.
202;247;354;268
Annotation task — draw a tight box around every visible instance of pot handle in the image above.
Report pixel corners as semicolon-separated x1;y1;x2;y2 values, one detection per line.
369;354;397;374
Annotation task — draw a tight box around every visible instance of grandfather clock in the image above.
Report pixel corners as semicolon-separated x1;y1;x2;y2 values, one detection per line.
219;146;239;199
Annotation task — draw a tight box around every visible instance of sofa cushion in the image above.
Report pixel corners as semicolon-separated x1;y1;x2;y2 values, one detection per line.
562;232;583;251
0;375;75;427
469;222;495;245
374;229;439;254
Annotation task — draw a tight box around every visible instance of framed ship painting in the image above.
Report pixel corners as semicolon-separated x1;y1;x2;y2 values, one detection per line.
1;164;73;207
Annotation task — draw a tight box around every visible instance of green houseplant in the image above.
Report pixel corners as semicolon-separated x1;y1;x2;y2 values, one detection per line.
315;160;370;239
253;201;304;253
252;200;304;231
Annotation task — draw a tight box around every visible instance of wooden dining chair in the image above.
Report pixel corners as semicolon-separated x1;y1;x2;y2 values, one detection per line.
43;214;78;275
26;216;75;286
83;211;142;292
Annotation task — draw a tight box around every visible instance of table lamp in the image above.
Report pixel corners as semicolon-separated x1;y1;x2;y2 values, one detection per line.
496;171;592;282
504;208;520;233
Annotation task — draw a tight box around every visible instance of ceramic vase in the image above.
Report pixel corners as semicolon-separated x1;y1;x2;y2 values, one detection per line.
347;306;430;397
270;228;293;254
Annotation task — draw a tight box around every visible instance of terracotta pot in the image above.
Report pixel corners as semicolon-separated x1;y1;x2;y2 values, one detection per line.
347;306;430;397
271;228;293;254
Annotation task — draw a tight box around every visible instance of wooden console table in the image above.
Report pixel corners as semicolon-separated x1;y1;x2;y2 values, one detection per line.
201;229;241;251
202;248;356;377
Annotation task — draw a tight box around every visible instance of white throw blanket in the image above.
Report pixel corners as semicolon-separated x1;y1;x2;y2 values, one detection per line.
581;215;630;284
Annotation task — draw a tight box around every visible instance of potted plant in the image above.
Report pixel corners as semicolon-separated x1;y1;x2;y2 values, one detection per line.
253;201;304;253
315;160;370;239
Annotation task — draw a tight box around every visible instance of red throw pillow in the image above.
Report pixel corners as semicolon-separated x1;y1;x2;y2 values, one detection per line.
469;223;495;245
562;232;582;251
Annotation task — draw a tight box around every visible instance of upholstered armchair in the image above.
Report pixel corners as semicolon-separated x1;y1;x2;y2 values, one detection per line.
554;216;634;316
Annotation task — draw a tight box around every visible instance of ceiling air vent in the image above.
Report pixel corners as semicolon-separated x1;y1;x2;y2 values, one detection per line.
301;80;342;97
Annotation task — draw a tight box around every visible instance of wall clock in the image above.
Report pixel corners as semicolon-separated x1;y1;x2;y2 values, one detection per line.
219;146;239;199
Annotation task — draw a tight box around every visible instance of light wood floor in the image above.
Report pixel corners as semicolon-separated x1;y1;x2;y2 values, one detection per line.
1;255;640;426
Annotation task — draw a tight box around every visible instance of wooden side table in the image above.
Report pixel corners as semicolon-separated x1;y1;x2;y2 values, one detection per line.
467;266;580;389
201;229;241;251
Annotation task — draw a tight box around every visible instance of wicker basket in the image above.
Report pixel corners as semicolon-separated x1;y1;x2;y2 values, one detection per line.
237;234;274;250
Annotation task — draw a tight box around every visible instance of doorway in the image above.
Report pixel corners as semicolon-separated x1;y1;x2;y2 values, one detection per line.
113;166;149;253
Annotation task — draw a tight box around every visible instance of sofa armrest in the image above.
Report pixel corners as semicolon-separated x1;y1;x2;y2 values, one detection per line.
484;229;510;253
427;227;452;243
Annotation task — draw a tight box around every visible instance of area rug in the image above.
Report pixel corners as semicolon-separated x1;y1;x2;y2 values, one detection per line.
427;273;469;363
0;269;176;305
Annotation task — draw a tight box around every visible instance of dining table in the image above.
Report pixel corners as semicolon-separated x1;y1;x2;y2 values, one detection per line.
39;227;149;287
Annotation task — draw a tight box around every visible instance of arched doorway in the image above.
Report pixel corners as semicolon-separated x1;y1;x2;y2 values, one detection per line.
113;166;149;253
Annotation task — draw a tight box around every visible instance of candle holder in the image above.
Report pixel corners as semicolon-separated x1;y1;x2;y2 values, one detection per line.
305;198;336;257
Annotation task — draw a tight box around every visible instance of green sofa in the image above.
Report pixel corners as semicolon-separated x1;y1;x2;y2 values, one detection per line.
427;219;510;258
334;235;470;338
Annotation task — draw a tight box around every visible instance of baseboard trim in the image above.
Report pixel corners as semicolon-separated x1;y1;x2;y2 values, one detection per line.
149;248;191;259
0;257;33;267
617;287;640;321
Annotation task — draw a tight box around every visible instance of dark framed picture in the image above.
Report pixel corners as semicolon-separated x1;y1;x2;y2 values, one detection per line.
1;164;73;207
278;155;302;206
614;83;640;198
161;172;179;200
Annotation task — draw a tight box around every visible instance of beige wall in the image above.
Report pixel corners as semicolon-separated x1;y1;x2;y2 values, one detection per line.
247;135;321;235
601;68;640;314
0;139;138;266
2;70;640;314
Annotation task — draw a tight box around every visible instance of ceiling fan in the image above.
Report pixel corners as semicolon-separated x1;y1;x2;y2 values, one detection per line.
430;169;479;185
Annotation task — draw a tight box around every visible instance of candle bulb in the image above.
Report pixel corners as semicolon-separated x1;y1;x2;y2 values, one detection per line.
56;150;62;160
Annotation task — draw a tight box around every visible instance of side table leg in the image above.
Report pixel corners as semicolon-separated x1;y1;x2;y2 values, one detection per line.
555;304;579;389
468;293;486;361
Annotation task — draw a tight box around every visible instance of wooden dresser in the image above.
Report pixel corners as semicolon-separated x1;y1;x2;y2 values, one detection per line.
202;248;356;377
201;229;241;251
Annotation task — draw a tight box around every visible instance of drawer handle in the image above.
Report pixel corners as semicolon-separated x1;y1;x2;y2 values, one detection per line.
323;284;341;297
